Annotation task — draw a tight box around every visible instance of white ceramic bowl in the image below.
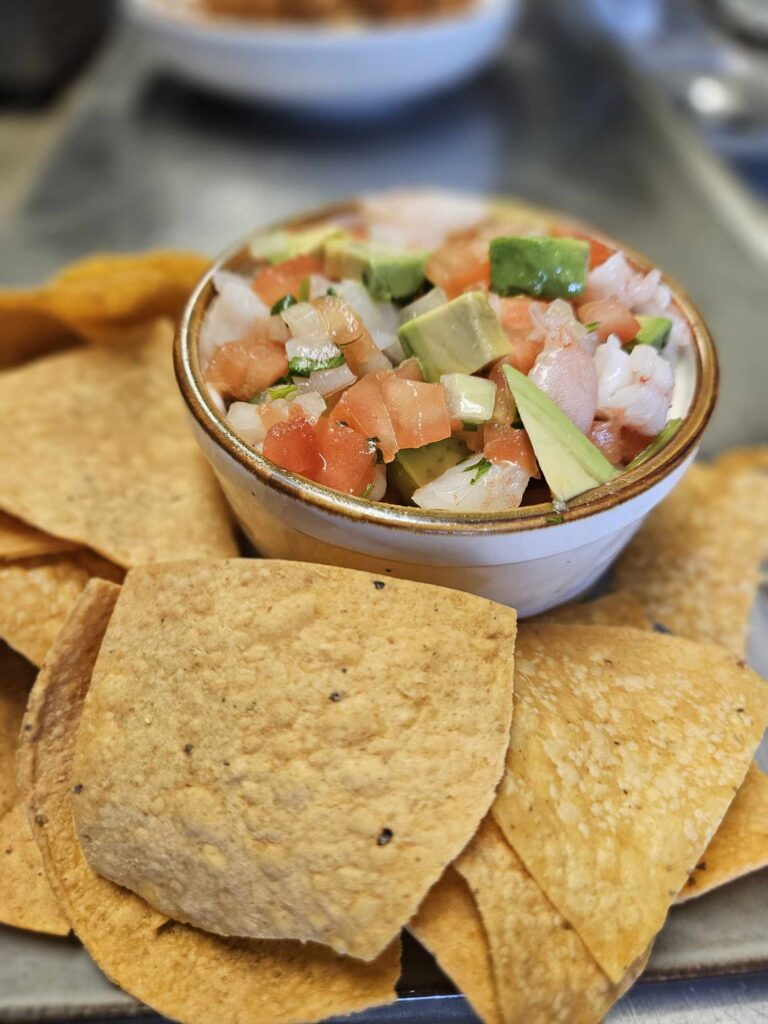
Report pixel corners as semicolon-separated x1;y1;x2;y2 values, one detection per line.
125;0;520;116
174;197;718;617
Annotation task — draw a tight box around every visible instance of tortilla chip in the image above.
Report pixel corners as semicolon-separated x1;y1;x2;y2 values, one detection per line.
0;553;124;666
0;643;69;934
0;252;209;370
0;320;237;569
456;818;622;1024
72;560;516;961
714;447;768;476
677;761;768;903
18;579;399;1024
492;624;768;983
410;869;502;1024
531;592;650;630
0;293;78;370
0;513;79;562
614;463;768;656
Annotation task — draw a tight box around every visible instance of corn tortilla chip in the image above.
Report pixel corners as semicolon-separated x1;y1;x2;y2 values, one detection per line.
72;560;516;961
0;553;124;666
492;624;768;983
0;252;209;369
677;761;768;903
0;320;237;569
531;592;650;630
0;643;69;934
456;818;624;1024
714;447;768;476
614;463;768;656
0;513;79;562
18;579;400;1024
410;869;501;1024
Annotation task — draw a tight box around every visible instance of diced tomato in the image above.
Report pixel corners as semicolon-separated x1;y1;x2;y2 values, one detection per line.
457;427;484;453
263;416;322;478
588;418;622;466
393;357;424;382
577;298;640;344
314;295;390;377
554;228;614;270
380;377;451;450
483;424;539;477
487;357;534;425
331;372;398;463
314;418;377;496
620;426;653;464
426;236;490;299
252;254;323;308
205;336;289;401
496;297;545;374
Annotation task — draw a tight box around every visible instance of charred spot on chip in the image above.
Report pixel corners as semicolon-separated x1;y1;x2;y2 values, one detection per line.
377;828;394;846
373;580;386;590
34;813;48;827
329;691;344;703
72;783;84;795
697;861;707;871
183;743;194;755
736;707;745;714
653;622;673;634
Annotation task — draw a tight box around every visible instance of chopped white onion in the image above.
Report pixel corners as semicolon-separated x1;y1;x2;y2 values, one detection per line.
366;465;388;502
308;363;357;396
227;402;269;446
207;385;226;415
412;455;530;513
309;273;334;300
285;338;343;364
400;287;448;323
383;337;406;365
281;302;330;346
293;391;327;420
199;277;270;365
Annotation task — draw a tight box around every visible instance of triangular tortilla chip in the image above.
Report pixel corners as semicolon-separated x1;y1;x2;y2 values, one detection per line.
493;624;768;983
0;293;77;370
72;560;516;961
531;592;650;630
714;447;768;476
410;868;502;1024
614;463;768;656
0;643;69;934
18;579;399;1024
0;513;79;562
456;818;626;1024
677;761;768;903
0;321;236;568
0;553;124;665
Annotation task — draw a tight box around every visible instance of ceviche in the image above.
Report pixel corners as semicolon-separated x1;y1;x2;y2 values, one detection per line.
200;192;690;513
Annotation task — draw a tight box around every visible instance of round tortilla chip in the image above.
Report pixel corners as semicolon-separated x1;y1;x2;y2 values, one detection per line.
530;592;650;630
71;560;516;961
18;579;400;1024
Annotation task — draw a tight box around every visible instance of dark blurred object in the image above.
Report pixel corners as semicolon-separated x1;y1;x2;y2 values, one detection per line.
0;0;114;101
203;0;469;20
709;0;768;44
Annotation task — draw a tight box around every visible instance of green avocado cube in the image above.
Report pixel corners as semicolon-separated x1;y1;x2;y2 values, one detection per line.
490;236;589;299
632;315;673;351
398;292;512;383
390;437;471;501
324;239;427;302
249;224;346;265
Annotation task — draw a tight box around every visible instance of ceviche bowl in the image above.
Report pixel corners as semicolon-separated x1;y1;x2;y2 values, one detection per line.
126;0;520;116
175;190;718;616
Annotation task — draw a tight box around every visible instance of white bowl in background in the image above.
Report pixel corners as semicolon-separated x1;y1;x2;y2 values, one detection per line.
124;0;521;116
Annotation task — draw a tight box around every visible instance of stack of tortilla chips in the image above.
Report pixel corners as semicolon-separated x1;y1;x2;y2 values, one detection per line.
2;254;768;1024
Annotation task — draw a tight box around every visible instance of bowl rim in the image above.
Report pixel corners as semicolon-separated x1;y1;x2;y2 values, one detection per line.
127;0;514;45
174;194;719;537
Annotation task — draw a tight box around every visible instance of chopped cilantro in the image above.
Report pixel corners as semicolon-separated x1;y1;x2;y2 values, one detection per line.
463;457;493;485
546;513;565;525
461;422;480;432
584;321;600;332
360;481;374;499
326;286;338;297
270;294;298;315
288;353;346;378
250;382;299;404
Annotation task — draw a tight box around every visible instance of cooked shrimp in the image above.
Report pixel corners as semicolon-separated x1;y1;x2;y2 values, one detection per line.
595;337;674;436
528;300;598;434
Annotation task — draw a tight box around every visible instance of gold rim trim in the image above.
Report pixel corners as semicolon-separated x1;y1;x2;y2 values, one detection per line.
174;197;719;536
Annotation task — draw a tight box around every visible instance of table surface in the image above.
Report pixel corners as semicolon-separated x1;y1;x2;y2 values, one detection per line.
0;2;767;1021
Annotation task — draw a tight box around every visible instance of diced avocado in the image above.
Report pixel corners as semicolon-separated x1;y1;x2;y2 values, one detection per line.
390;437;471;501
441;373;496;425
324;239;427;302
490;236;589;299
398;292;512;383
502;365;618;503
631;315;672;351
250;224;346;265
401;287;448;323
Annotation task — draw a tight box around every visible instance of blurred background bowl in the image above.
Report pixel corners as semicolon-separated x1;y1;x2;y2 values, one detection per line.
124;0;521;116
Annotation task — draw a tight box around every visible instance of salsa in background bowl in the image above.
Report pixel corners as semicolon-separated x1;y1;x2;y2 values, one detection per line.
174;190;717;615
